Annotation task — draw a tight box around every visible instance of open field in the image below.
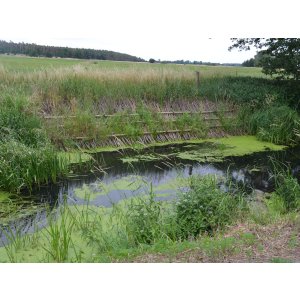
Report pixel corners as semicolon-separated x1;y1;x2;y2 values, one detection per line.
0;54;265;75
0;54;267;111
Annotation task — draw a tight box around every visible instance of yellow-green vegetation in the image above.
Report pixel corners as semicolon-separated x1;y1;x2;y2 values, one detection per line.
176;136;285;162
74;175;184;201
1;173;299;263
0;192;11;202
118;136;286;163
58;151;93;164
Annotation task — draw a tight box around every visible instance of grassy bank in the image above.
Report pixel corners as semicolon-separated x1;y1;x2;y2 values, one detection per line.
1;170;299;263
1;55;299;148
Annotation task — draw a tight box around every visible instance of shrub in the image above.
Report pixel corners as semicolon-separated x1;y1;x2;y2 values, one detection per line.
175;176;244;239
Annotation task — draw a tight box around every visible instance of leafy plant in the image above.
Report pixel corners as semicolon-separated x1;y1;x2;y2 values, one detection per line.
270;158;300;212
126;184;163;245
175;176;243;239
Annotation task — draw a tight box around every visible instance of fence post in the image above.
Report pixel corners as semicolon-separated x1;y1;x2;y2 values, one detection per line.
195;71;200;89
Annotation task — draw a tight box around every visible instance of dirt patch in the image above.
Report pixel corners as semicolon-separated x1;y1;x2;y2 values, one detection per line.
132;218;300;263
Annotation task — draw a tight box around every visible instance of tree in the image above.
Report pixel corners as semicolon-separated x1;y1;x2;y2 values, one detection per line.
229;38;300;80
149;58;156;63
242;58;255;67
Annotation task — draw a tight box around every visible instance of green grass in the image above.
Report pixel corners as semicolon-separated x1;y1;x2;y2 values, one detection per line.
248;106;300;145
0;94;70;192
0;54;266;111
270;257;293;263
0;54;264;74
0;55;84;72
1;54;299;148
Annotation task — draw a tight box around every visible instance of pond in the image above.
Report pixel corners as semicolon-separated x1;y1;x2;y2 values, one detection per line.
1;136;300;244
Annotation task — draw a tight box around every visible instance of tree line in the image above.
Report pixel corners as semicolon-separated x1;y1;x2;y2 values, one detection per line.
233;38;300;80
149;58;238;66
0;40;145;62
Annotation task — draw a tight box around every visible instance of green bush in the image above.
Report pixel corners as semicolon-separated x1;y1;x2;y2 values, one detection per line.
175;176;244;239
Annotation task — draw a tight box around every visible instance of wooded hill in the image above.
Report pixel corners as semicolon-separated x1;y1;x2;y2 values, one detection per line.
0;40;145;62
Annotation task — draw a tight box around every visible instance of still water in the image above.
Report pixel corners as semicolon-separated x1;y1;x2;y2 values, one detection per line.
1;142;300;244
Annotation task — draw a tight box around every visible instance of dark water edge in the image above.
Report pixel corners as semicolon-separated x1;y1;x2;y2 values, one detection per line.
1;143;300;245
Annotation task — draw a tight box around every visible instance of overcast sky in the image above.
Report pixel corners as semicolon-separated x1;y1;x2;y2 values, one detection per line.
0;0;297;63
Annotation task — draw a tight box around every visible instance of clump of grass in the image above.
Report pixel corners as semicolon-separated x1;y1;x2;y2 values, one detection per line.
63;111;100;139
275;176;300;212
0;139;68;192
270;159;300;212
249;105;300;145
0;94;48;147
0;95;69;192
42;206;75;262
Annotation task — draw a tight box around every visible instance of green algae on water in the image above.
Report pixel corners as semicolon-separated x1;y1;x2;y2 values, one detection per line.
74;175;186;202
0;191;11;202
74;175;145;200
87;136;286;164
176;136;285;162
121;153;168;163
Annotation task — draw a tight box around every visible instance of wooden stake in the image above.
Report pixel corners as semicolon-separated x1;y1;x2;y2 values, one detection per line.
195;71;200;88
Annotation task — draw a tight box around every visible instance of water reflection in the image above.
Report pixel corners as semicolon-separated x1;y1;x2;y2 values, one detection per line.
1;144;300;244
